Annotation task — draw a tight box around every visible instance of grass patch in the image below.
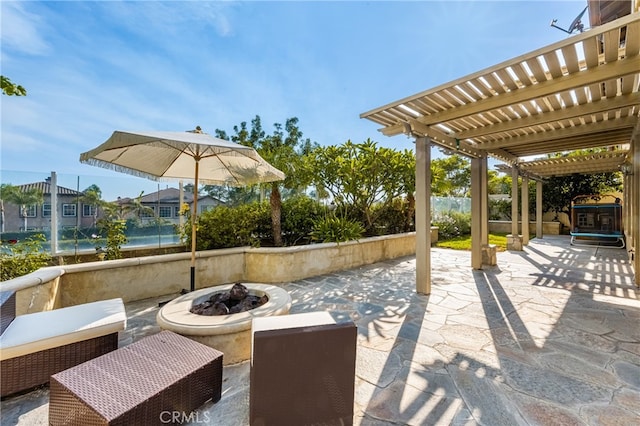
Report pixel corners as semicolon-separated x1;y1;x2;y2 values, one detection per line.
436;233;509;251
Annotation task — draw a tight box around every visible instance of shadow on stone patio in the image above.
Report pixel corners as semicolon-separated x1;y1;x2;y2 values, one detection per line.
1;236;638;425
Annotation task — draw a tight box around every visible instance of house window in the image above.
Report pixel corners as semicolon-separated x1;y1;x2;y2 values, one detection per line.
42;204;51;217
174;206;181;217
62;204;77;217
83;204;96;217
159;206;172;218
21;204;37;218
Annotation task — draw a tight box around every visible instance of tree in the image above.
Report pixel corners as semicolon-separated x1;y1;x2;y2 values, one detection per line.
541;149;623;218
1;76;27;96
0;184;14;233
216;116;317;246
543;173;622;218
307;139;415;234
79;184;104;227
487;170;512;195
201;183;261;207
431;155;471;197
1;184;44;231
120;191;155;224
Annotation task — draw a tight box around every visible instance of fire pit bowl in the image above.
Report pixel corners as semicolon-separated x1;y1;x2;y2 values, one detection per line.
157;283;292;365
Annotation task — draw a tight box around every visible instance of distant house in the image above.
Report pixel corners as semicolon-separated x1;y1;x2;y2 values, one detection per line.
1;178;95;232
1;183;223;233
114;188;223;226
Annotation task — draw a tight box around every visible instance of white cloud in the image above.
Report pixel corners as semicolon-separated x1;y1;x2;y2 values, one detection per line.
95;1;237;40
0;2;50;55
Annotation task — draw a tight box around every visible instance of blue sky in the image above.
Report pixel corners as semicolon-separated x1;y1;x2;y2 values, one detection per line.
1;0;588;200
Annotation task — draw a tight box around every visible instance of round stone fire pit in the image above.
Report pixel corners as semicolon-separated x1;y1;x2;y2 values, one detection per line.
156;283;292;365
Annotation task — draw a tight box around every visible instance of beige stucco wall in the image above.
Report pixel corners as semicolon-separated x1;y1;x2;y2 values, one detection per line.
1;232;419;313
489;220;561;235
58;247;247;306
245;233;416;283
2;268;64;315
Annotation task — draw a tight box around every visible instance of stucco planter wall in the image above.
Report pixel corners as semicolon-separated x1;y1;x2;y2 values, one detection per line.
489;220;561;235
59;248;247;306
2;233;418;314
245;233;416;282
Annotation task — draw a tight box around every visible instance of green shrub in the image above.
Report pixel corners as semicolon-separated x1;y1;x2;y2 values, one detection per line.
252;202;273;243
195;203;266;249
371;199;413;235
432;211;471;240
1;234;52;280
97;219;128;260
489;199;512;220
310;216;364;243
281;196;325;245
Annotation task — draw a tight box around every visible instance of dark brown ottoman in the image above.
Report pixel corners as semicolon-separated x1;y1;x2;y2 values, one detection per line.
250;312;357;426
49;330;223;425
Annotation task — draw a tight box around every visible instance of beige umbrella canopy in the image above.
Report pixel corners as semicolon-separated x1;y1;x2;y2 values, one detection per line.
80;128;285;291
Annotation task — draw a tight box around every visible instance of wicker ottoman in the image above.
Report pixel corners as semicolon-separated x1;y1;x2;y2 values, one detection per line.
251;312;357;425
49;331;223;425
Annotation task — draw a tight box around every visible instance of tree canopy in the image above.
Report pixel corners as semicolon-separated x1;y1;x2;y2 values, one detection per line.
542;173;622;216
0;184;44;230
214;115;317;246
1;76;27;96
431;155;471;197
306;139;414;233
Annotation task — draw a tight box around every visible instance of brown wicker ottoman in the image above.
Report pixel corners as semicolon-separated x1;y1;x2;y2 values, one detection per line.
49;330;223;425
251;312;357;426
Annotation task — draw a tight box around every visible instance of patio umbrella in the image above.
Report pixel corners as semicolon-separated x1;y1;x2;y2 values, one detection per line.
80;127;285;292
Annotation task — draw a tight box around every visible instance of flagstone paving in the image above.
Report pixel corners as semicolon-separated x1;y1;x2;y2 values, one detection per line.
1;235;638;425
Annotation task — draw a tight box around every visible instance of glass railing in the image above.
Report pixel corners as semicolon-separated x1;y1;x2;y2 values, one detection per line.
431;196;472;216
1;170;188;255
2;169;474;256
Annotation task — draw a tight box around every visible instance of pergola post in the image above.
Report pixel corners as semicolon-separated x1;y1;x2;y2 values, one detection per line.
507;166;523;250
521;175;529;245
632;130;640;287
471;156;482;269
480;154;489;246
415;136;431;294
536;180;543;239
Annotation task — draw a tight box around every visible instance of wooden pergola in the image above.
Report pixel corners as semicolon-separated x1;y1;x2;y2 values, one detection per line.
361;11;640;289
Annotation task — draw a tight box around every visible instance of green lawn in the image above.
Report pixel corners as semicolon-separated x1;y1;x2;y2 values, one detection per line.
436;233;510;251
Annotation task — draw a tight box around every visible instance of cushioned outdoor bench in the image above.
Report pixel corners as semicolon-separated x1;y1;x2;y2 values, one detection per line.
0;291;126;397
49;330;223;425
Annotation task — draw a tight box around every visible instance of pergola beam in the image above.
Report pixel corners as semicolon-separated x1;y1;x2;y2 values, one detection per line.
477;117;637;150
455;93;640;140
413;56;640;126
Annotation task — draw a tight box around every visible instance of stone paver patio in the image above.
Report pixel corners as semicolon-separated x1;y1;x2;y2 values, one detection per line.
2;235;638;425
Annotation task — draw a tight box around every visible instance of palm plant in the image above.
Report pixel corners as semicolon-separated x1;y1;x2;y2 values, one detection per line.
1;184;44;231
121;191;155;224
79;184;105;227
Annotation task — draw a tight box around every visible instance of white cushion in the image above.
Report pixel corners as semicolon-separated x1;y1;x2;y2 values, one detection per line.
0;298;126;361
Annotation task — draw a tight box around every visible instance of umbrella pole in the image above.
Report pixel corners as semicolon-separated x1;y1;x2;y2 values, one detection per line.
190;159;199;292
